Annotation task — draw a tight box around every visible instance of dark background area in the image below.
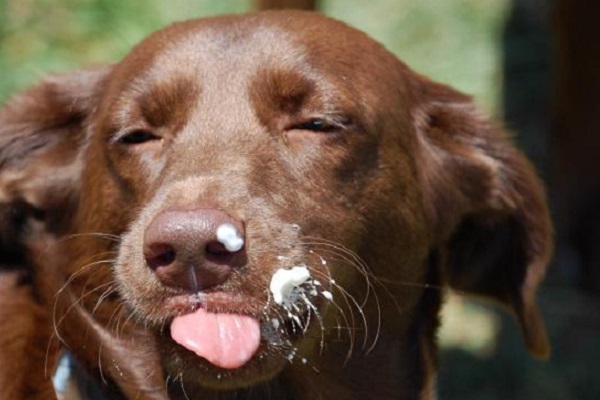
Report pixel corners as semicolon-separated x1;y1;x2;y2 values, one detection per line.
1;0;598;398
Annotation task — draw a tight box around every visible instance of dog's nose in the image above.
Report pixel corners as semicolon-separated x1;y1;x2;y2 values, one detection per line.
143;209;246;291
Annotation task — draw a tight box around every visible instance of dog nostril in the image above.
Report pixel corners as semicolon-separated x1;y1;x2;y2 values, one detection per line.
206;240;229;256
145;244;176;270
204;240;239;265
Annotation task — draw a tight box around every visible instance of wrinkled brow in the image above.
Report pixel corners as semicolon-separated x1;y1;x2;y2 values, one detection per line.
137;76;200;130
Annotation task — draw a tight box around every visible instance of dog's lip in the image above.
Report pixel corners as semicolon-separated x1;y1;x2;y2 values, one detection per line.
164;291;263;318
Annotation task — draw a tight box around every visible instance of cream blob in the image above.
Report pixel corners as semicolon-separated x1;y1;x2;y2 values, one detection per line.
269;266;311;305
321;291;333;300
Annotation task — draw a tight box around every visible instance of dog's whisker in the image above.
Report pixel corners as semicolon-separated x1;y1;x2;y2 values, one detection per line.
56;256;115;296
116;307;138;339
164;374;172;397
105;314;121;342
300;293;326;353
51;263;114;352
313;265;375;356
43;332;61;384
179;373;192;400
301;238;450;349
52;257;115;339
301;241;376;308
62;232;120;241
92;285;118;315
98;337;108;385
53;281;115;337
40;233;120;257
308;269;358;362
374;276;446;292
110;308;128;339
301;237;372;274
159;313;169;334
301;242;387;353
304;243;415;348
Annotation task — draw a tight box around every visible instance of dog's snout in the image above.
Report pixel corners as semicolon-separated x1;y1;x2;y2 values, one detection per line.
143;209;246;291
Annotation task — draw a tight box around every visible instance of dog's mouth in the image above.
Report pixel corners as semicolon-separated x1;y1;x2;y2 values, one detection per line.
158;273;324;387
167;302;313;369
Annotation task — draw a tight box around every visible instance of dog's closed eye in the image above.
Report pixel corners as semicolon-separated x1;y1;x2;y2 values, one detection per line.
290;119;340;133
115;129;162;145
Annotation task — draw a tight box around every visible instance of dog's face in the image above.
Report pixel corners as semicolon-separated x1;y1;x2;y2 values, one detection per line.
78;13;433;388
0;11;552;399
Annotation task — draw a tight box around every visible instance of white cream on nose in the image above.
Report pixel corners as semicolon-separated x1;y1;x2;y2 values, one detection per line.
216;223;244;252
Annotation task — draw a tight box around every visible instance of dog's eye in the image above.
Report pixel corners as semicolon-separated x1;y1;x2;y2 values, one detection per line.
292;119;338;133
117;130;161;145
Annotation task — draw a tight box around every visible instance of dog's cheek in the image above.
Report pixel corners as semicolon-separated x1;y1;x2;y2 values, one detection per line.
73;146;166;318
76;144;149;235
340;136;432;309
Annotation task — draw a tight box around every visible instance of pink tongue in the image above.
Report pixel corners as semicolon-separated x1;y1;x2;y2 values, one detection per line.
170;308;261;369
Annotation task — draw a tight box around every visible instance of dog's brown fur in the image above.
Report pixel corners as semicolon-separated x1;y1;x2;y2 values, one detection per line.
0;11;552;400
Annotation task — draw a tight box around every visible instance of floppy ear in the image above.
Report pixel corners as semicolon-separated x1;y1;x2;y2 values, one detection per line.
0;68;109;266
413;77;553;358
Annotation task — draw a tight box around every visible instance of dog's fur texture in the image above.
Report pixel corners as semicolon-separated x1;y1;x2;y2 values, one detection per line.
0;11;552;400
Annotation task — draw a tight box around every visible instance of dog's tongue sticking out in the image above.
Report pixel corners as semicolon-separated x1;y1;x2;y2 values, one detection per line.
170;308;261;369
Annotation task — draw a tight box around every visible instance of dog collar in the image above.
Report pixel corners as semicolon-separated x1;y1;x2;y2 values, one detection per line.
53;351;113;400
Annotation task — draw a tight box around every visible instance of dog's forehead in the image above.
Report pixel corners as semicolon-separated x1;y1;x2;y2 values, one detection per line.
150;25;305;83
150;13;369;64
118;12;398;93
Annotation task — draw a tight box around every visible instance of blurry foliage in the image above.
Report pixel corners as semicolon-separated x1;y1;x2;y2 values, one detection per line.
0;0;508;112
0;0;250;99
325;0;509;113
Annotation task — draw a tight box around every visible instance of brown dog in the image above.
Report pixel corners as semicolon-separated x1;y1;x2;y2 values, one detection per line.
0;10;552;400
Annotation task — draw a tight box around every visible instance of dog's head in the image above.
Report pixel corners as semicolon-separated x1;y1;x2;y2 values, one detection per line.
0;11;551;397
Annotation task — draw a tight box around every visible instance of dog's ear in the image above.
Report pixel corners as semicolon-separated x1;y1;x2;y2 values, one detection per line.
413;77;553;358
0;68;109;265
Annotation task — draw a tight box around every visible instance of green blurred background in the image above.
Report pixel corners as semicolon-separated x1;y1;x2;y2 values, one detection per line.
0;0;507;109
1;1;597;399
